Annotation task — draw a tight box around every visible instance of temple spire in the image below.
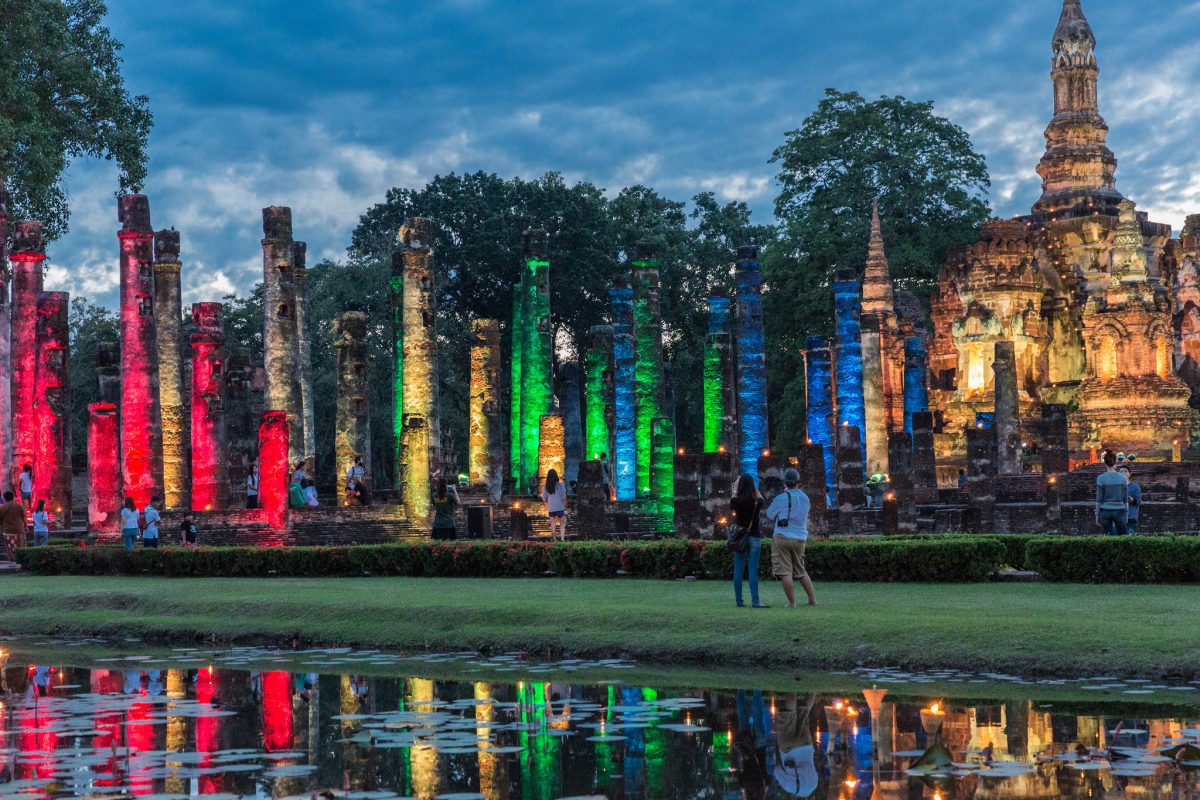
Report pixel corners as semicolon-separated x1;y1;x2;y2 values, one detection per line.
867;199;886;264
1033;0;1121;217
861;199;895;323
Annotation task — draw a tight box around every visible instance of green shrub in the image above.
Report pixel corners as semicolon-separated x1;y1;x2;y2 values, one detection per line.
1025;536;1200;583
15;536;1008;582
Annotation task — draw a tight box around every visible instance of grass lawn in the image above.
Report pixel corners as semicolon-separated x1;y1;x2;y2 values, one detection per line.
0;575;1193;679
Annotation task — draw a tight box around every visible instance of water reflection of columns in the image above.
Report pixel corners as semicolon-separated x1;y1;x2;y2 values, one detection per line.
195;666;223;795
164;669;188;794
474;682;501;799
407;678;439;800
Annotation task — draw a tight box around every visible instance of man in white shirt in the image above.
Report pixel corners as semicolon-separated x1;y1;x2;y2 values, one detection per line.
142;497;161;548
763;469;818;607
246;457;260;509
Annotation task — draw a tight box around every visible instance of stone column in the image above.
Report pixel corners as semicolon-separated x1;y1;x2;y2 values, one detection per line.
573;460;607;534
993;340;1020;475
672;452;701;537
902;337;929;434
633;243;665;496
584;324;614;462
508;263;524;487
559;361;584;483
704;289;737;456
799;442;828;534
1041;403;1069;476
33;291;70;525
0;189;11;492
334;311;370;506
261;206;303;468
833;269;865;450
861;318;887;476
390;251;405;489
190;302;228;511
1044;474;1062;535
258;410;289;530
10;220;44;491
650;416;675;530
293;241;317;475
609;273;637;500
700;451;735;538
87;403;120;534
400;217;438;518
537;414;565;486
887;431;916;534
805;336;835;496
911;411;938;504
154;229;188;510
835;423;866;511
469;319;503;501
223;349;256;502
118;195;163;508
735;246;768;480
519;230;553;491
965;424;995;533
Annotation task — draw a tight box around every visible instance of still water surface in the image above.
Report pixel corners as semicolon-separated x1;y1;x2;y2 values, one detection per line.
0;642;1198;799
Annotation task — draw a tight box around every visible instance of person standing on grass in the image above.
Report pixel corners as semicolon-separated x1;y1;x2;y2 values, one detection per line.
0;491;27;559
18;464;33;510
245;457;259;509
31;500;49;546
431;477;458;540
542;468;568;540
729;474;766;608
1095;449;1129;535
142;497;161;548
1118;465;1141;534
120;497;139;550
764;468;817;607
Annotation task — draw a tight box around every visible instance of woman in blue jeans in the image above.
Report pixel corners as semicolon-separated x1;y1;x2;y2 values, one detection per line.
729;475;765;608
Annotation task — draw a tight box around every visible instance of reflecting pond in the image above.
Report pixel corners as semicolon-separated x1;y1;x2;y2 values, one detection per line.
0;642;1198;798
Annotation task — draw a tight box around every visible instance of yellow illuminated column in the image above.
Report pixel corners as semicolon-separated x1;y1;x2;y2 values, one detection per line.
474;682;500;799
538;414;566;488
164;669;187;794
407;678;440;799
469;320;504;501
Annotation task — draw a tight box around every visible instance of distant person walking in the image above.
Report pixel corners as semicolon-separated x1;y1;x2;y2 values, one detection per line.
18;464;33;510
142;497;161;548
1095;449;1129;535
764;468;817;607
0;491;27;559
120;497;139;550
31;500;49;546
245;457;259;509
542;468;567;540
729;475;765;608
431;477;459;540
1118;465;1141;534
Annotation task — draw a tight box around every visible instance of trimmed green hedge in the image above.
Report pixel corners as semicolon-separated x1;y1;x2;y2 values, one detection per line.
1025;536;1200;583
15;537;1007;583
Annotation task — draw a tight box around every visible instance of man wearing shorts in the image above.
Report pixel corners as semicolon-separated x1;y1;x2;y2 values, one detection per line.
764;468;817;607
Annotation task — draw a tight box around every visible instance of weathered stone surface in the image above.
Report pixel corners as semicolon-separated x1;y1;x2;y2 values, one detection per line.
993;340;1020;475
154;228;188;510
469;319;503;502
835;424;866;511
10;219;43;492
33;291;70;525
0;189;12;492
334;311;371;505
400;217;439;518
190;302;228;511
911;411;938;504
887;431;916;533
293;241;316;474
261;206;304;468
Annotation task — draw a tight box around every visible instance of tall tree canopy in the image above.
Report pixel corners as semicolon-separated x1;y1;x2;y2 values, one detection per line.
764;89;990;453
0;0;152;238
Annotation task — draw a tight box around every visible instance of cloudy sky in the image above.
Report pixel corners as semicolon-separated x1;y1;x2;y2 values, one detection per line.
46;0;1200;310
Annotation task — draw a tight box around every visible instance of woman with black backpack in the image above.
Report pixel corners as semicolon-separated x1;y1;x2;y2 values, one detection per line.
729;475;766;608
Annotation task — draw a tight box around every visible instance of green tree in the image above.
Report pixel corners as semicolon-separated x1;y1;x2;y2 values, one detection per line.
0;0;152;238
67;296;118;457
765;89;990;453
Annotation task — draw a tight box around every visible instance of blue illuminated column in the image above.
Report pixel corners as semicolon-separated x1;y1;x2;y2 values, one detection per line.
903;336;930;435
734;246;768;480
609;273;637;501
805;336;835;496
833;269;865;451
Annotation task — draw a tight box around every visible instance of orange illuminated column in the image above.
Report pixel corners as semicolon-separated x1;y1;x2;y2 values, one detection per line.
0;189;11;491
262;671;294;752
33;291;70;524
9;220;45;491
259;411;289;529
190;303;228;511
118;195;163;508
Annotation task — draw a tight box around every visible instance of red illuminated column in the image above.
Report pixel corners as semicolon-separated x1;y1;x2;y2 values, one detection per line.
33;291;70;524
190;302;228;510
118;194;163;509
88;403;120;533
9;220;44;492
261;671;294;752
258;410;289;529
195;667;224;793
0;189;11;491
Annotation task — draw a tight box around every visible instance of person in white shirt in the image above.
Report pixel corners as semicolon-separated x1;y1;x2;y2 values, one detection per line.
763;469;817;607
142;497;161;548
246;457;260;509
18;464;33;510
346;456;366;490
541;469;568;540
302;479;319;508
120;497;139;550
31;500;50;546
292;462;308;484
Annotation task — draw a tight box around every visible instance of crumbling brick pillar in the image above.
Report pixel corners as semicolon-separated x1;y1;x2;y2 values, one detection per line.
400;217;439;516
334;311;371;505
469;319;503;501
0;190;11;491
518;230;553;491
862;318;888;476
887;431;916;534
87;403;119;533
650;416;675;530
293;241;316;474
1041;403;1069;476
835;423;866;511
1045;473;1062;535
965;424;996;533
223;350;257;502
154;229;188;510
261;206;304;468
584;324;614;463
799;442;829;534
911;411;938;504
390;251;404;490
757;453;790;499
559;361;584;482
993;340;1020;475
735;246;768;480
633;243;666;497
190;302;228;511
573;459;608;535
33;291;70;525
673;452;702;537
703;289;737;457
258;410;289;530
10;220;44;492
118;195;163;508
700;450;735;539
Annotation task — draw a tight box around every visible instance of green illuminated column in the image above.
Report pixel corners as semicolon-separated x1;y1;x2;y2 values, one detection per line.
584;324;614;461
509;268;525;484
390;252;404;488
650;416;675;529
519;229;553;492
633;243;665;496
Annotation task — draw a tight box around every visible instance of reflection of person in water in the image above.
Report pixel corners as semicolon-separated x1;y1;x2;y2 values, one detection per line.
773;693;820;798
734;690;772;800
